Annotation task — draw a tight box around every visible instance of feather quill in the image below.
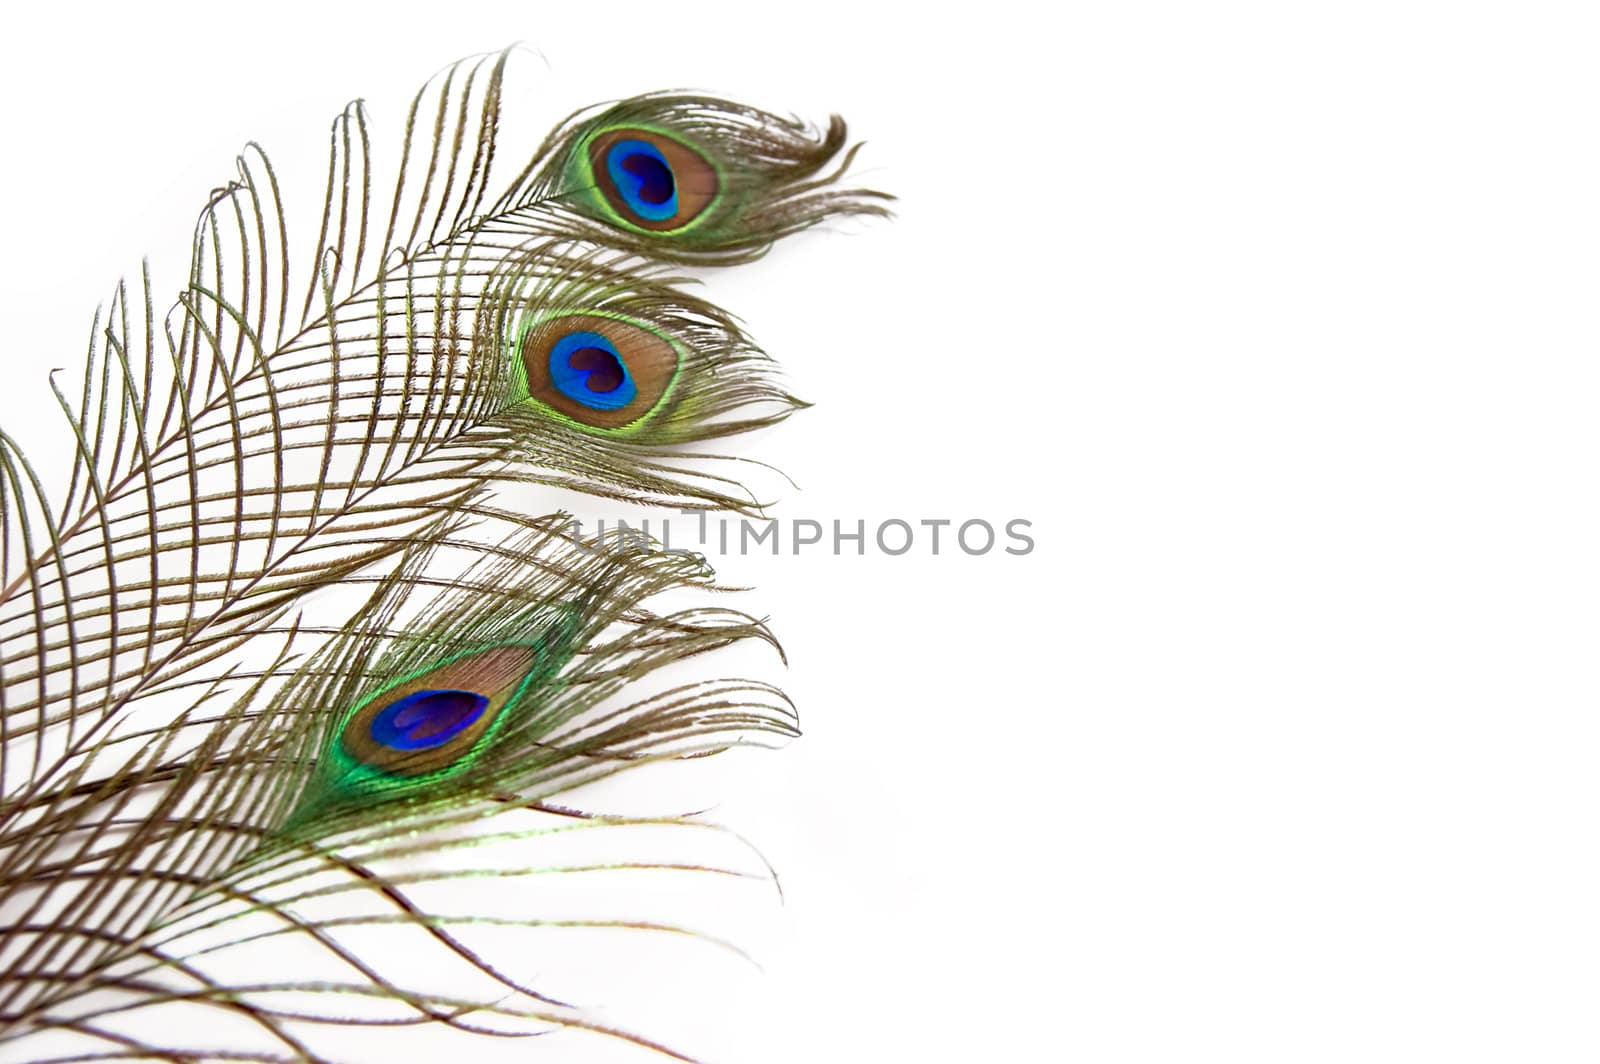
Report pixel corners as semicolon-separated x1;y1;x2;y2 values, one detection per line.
0;47;887;1060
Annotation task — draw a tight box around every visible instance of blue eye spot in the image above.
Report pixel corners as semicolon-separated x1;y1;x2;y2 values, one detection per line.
548;330;638;411
605;139;678;222
368;689;489;751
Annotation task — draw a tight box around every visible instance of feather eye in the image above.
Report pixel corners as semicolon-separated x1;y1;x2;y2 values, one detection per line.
508;93;893;263
297;585;586;816
315;597;577;799
273;526;793;845
473;242;803;507
515;310;683;431
590;128;721;232
336;646;537;780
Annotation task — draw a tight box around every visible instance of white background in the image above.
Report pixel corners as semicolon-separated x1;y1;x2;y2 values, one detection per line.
2;2;1600;1061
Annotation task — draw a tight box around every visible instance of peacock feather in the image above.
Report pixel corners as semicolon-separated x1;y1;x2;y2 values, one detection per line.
0;47;887;1061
